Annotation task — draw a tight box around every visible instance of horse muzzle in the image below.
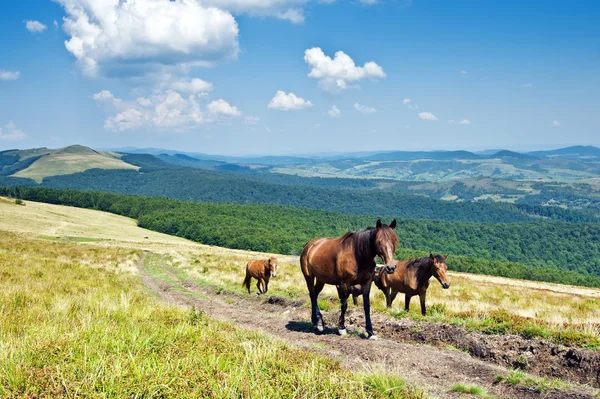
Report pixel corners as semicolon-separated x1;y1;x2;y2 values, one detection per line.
384;264;396;274
441;282;450;289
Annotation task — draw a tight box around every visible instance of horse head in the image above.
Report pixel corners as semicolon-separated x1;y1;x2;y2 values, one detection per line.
430;254;450;289
268;257;278;277
375;219;398;274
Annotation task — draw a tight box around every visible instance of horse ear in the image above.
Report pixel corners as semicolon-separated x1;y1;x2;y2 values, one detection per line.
390;219;397;229
443;255;448;260
376;219;382;229
430;253;434;259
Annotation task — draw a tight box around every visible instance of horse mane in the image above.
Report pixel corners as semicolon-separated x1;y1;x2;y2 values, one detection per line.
407;256;433;269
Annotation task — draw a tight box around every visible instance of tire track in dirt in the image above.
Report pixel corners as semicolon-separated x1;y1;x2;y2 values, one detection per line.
136;253;597;399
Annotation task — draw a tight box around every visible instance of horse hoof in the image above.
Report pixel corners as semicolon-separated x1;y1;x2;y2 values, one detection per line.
338;328;347;336
314;325;324;334
368;334;378;340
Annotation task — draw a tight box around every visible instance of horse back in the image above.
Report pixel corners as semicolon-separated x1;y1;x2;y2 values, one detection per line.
247;259;267;279
301;235;367;285
385;259;421;294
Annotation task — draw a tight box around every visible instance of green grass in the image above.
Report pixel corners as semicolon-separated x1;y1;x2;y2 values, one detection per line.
0;231;425;398
496;370;569;393
449;383;491;398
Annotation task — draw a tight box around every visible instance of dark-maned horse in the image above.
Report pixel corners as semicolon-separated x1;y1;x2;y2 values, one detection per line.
374;254;450;315
300;219;398;338
243;257;278;294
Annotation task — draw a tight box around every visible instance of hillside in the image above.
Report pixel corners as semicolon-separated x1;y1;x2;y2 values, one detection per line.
4;187;600;288
3;145;139;182
1;195;599;398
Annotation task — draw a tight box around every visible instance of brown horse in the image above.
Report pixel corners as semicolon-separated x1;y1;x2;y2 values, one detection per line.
243;257;278;294
374;254;450;315
300;219;398;338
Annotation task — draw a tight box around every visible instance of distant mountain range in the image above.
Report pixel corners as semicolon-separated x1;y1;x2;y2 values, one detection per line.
2;144;600;185
111;145;600;164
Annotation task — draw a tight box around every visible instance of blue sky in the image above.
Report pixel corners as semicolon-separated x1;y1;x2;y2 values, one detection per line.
0;0;598;155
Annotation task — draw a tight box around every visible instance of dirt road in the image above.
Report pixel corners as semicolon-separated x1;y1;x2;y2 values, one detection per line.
137;253;598;399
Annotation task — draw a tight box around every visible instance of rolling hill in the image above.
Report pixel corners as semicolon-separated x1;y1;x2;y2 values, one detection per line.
2;145;139;183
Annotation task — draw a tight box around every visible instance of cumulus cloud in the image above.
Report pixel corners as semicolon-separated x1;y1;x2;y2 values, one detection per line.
25;20;47;33
0;70;20;81
304;47;385;92
268;91;313;111
56;0;240;78
354;102;376;114
522;83;533;88
403;98;411;104
459;119;471;125
418;112;438;121
551;120;560;127
207;99;241;116
328;105;341;117
93;89;241;131
0;121;27;141
171;78;213;94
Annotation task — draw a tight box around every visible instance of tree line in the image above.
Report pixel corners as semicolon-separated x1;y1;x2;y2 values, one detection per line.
2;186;600;288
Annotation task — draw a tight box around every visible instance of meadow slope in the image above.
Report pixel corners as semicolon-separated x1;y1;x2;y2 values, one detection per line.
1;197;599;398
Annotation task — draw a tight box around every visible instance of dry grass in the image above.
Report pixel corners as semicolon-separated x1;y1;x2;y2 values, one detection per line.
12;146;138;182
2;197;599;348
0;231;425;398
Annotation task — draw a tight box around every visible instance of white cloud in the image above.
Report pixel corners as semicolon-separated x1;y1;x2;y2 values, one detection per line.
354;102;376;114
244;116;260;125
268;91;313;111
56;0;240;78
25;20;47;33
418;112;438;121
0;121;27;141
448;120;455;124
53;20;59;29
93;89;241;131
459;119;471;125
403;98;411;104
304;47;385;92
522;83;533;88
552;120;560;127
0;70;20;81
328;105;341;118
460;70;468;75
360;0;378;4
171;78;213;94
207;99;241;116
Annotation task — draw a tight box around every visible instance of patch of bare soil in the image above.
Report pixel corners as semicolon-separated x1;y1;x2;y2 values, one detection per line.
136;254;599;399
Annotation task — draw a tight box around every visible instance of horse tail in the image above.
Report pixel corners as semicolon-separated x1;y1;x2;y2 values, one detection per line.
242;264;252;293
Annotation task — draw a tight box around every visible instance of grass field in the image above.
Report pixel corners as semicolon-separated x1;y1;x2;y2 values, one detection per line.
0;230;424;398
2;197;599;350
12;145;138;183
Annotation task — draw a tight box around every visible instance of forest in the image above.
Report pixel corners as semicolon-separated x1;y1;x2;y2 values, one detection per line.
3;186;600;288
1;165;595;224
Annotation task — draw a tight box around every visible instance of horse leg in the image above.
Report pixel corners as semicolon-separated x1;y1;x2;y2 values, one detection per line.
384;287;392;308
336;285;350;335
361;282;376;339
352;293;359;306
419;292;427;316
256;279;263;295
264;276;270;293
313;280;326;332
405;294;412;313
388;289;398;308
